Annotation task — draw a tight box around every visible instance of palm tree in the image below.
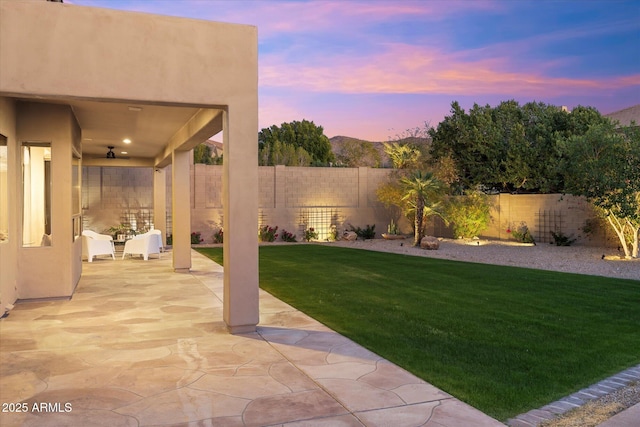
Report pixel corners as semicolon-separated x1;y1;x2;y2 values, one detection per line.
401;171;445;246
383;142;422;169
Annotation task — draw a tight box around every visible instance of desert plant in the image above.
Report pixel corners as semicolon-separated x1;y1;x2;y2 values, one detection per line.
550;231;576;246
510;223;535;244
400;171;446;246
349;224;376;240
387;219;399;235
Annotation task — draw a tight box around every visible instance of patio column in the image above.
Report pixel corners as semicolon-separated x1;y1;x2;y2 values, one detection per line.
153;167;167;243
171;150;191;272
223;107;259;334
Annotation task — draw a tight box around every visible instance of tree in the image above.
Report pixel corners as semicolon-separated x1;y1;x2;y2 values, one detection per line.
518;102;570;193
258;119;334;166
400;171;445;246
335;138;381;167
562;121;640;258
383;142;423;170
428;100;610;194
194;143;214;164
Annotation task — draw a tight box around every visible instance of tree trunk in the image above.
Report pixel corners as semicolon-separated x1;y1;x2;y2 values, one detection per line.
606;213;632;258
414;197;425;246
627;219;639;258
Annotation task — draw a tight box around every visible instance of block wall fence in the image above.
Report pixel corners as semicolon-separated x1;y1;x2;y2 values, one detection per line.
82;164;616;247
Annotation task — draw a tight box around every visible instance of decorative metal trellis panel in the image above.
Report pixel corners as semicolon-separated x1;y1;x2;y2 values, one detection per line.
535;210;563;243
298;207;341;241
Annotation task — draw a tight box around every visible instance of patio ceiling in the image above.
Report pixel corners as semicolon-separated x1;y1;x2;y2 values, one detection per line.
18;97;221;166
72;99;202;160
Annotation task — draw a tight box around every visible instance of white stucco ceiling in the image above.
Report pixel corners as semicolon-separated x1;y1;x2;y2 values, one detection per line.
70;99;201;160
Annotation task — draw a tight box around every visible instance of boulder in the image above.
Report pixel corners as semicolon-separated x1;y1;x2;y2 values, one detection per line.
420;236;440;250
342;231;358;241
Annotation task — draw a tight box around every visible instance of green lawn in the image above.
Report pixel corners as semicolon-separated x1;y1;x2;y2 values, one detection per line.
196;245;640;421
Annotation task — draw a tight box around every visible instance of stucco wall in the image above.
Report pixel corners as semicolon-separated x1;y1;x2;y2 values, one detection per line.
85;164;613;247
82;166;155;234
190;165;392;241
1;1;260;330
484;193;613;245
0;97;17;314
17;101;83;299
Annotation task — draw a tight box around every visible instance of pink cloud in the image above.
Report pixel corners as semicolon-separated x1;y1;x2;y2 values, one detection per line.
261;43;639;98
214;0;499;37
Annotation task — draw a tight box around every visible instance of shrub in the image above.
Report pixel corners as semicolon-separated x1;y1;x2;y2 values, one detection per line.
280;229;297;242
550;231;576;246
510;223;535;244
259;225;278;242
328;225;338;241
349;224;376;240
213;228;223;244
303;227;318;242
446;191;493;238
191;232;203;244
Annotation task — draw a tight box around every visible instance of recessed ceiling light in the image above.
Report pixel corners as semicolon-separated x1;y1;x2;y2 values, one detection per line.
128;106;142;112
121;151;128;155
123;138;132;144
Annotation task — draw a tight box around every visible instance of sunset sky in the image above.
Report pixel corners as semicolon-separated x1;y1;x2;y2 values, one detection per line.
71;0;640;141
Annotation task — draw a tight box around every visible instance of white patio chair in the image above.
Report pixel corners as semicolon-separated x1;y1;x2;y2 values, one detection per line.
82;230;115;262
122;231;162;260
149;229;164;253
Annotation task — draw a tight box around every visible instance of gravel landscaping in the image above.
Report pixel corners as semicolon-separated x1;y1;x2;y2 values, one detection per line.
329;238;639;281
540;383;639;427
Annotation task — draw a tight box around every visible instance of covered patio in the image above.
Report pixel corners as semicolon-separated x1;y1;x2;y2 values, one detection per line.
0;0;259;333
0;250;502;426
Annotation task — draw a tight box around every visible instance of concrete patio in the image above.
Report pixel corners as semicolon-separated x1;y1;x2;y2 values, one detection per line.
0;249;503;426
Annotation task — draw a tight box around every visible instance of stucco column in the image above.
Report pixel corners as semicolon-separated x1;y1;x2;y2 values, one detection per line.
153;167;167;242
223;108;259;334
171;150;191;272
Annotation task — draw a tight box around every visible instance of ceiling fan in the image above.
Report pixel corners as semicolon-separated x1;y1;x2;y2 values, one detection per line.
103;146;130;159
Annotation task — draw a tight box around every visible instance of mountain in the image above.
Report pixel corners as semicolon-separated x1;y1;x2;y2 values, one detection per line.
329;136;388;167
329;135;431;167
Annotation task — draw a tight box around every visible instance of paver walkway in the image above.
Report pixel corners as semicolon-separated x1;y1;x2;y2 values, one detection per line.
0;249;503;426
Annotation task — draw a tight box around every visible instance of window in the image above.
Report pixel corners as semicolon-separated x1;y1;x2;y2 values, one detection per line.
0;134;7;243
22;142;52;247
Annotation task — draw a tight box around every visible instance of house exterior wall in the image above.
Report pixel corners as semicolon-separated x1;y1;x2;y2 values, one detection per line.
0;97;18;315
1;1;259;331
0;1;257;113
16;101;83;299
82;167;155;234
